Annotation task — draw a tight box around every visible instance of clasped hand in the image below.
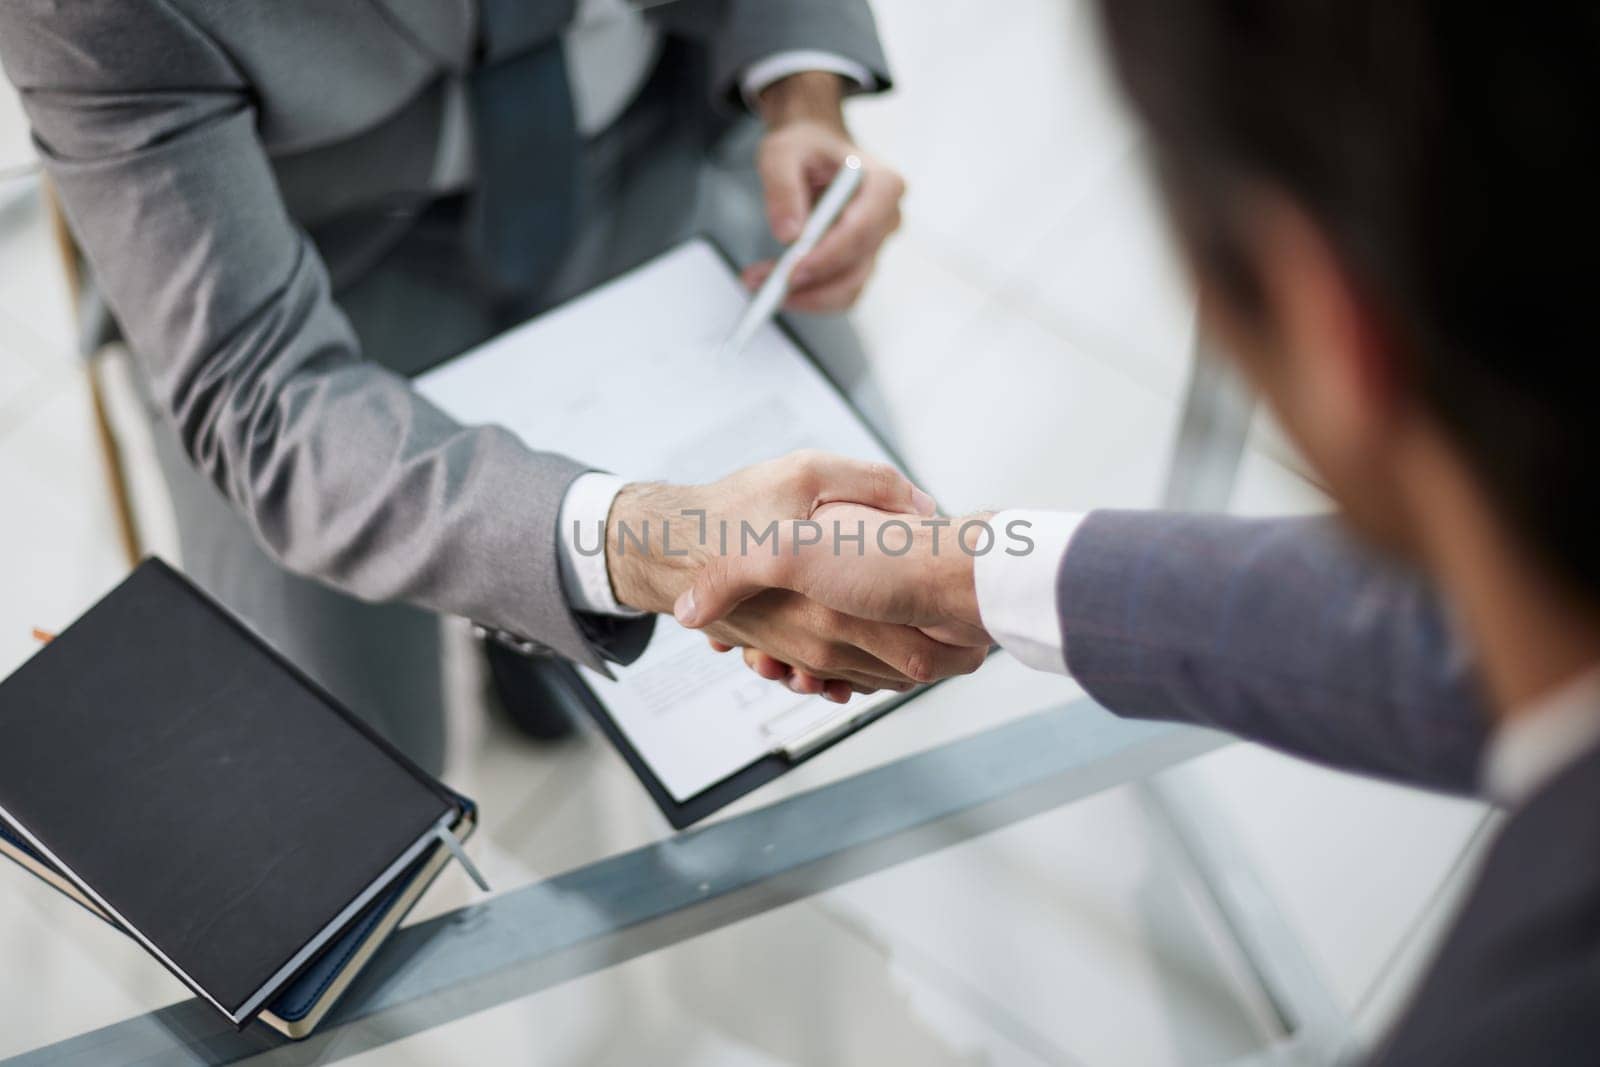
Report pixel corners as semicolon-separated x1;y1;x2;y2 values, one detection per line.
606;453;988;701
677;501;996;700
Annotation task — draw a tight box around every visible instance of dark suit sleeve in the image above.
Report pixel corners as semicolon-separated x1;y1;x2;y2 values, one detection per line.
0;0;646;670
1058;511;1490;794
650;0;893;108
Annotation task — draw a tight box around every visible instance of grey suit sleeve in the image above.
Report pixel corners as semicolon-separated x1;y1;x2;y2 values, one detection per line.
652;0;893;108
0;1;643;671
1059;511;1490;794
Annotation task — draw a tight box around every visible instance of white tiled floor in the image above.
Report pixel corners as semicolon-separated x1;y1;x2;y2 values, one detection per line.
0;4;1489;1064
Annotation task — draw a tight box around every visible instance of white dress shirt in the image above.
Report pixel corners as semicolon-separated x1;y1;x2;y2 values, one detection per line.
1483;666;1600;807
572;0;874;134
557;473;640;616
436;5;874;189
567;0;665;136
971;510;1085;674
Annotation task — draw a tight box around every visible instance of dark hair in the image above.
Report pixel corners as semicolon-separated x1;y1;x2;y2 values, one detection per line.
1096;2;1600;598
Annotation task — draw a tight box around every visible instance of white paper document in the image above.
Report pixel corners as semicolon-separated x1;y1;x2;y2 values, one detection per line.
417;240;903;802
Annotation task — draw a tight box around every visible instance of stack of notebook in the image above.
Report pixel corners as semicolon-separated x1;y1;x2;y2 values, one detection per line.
0;559;481;1038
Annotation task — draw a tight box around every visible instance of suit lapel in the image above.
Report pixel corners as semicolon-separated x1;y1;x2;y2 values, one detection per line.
1369;740;1600;1064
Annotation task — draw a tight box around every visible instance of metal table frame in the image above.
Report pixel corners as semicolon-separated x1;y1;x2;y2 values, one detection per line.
1142;335;1349;1066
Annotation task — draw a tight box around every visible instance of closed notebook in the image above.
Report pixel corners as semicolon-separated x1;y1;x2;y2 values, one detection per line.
0;799;475;1038
0;559;476;1029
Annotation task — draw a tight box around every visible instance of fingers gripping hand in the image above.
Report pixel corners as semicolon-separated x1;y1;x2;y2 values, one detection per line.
619;453;963;697
677;499;993;695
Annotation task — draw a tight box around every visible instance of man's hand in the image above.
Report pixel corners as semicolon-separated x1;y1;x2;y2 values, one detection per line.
750;72;905;313
604;455;984;702
671;503;995;694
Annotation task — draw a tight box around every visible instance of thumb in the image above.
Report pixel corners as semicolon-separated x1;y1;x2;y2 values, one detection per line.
918;620;993;648
804;454;938;517
757;137;810;244
673;558;767;630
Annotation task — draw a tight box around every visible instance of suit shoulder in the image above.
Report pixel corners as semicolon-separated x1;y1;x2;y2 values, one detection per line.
0;0;241;92
1372;759;1600;1065
1374;970;1600;1066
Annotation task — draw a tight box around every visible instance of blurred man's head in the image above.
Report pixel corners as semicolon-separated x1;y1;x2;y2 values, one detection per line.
1097;3;1599;604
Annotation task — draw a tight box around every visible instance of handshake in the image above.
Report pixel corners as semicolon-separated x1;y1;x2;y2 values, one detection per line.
602;451;1016;702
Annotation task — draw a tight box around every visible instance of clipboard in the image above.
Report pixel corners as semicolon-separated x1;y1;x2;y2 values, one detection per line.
531;652;924;829
419;237;946;829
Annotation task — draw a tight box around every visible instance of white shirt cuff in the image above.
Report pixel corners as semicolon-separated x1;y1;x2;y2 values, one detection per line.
974;510;1086;676
557;472;643;618
740;50;876;113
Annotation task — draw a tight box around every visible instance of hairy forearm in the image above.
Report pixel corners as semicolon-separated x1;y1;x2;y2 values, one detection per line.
604;483;694;607
756;70;850;132
605;482;709;615
930;517;987;633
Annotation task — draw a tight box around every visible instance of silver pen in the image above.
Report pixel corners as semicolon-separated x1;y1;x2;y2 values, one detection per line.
719;155;865;358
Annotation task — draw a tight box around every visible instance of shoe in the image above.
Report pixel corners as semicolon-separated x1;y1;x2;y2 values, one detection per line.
482;638;577;742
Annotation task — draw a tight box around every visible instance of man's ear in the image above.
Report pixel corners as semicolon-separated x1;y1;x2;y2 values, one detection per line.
1250;195;1406;451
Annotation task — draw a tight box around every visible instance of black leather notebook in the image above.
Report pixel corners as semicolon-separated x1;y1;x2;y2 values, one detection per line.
0;559;467;1027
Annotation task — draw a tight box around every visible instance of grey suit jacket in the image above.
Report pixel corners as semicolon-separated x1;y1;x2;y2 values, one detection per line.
1367;739;1600;1065
0;0;890;671
1061;511;1600;1062
1059;510;1487;793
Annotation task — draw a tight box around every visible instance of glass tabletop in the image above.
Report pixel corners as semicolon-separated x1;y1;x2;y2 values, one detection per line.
0;660;1238;1064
